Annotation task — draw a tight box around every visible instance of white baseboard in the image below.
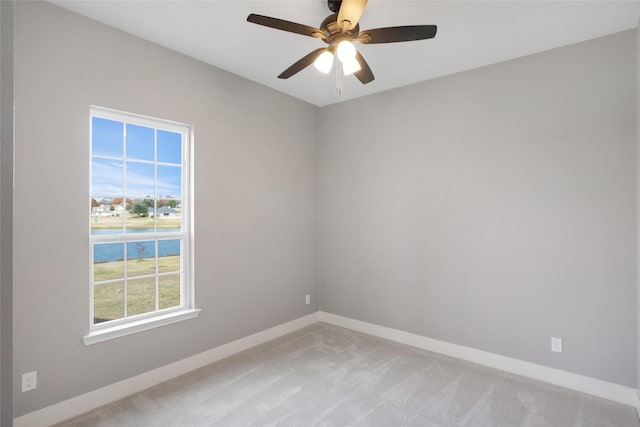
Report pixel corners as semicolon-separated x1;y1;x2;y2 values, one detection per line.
319;311;637;407
14;312;320;427
15;310;637;426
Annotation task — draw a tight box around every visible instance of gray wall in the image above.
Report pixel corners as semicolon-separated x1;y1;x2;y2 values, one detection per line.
12;0;640;419
637;18;640;392
320;30;637;387
1;1;14;424
14;1;318;417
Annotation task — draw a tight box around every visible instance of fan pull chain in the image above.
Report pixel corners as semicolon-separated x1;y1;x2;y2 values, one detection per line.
335;60;343;95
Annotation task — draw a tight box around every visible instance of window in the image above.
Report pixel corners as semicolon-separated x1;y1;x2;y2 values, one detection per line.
85;107;198;345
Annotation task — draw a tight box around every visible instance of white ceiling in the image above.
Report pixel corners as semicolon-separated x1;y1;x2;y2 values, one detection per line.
52;0;640;107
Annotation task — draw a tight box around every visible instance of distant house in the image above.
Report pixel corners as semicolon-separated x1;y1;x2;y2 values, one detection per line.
91;203;126;217
111;204;125;213
157;206;179;217
91;204;113;217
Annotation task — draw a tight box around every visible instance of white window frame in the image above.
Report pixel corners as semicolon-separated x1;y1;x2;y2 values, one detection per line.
84;106;198;346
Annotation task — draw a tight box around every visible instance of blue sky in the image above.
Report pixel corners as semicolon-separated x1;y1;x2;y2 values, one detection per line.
92;117;182;199
92;117;123;158
126;124;154;161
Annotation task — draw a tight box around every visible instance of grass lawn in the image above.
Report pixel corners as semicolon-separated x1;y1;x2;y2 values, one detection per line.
93;255;181;323
94;255;180;282
91;214;181;230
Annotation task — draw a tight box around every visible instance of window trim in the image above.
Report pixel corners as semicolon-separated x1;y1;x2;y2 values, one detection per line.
83;308;201;346
85;106;197;345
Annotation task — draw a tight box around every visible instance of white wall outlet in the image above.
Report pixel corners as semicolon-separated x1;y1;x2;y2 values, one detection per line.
551;337;563;353
305;294;310;305
22;371;37;392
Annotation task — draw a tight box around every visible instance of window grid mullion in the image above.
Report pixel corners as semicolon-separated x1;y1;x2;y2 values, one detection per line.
93;277;127;286
122;122;128;319
180;239;185;307
94;270;162;286
154;129;159;312
90;231;182;243
155;240;159;311
91;155;179;168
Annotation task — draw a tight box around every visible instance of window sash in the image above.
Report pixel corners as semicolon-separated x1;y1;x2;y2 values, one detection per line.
89;106;193;332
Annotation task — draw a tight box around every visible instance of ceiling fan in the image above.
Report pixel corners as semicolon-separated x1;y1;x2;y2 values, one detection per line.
247;0;438;85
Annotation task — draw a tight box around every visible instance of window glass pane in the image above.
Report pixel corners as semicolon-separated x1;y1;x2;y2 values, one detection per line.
92;158;123;197
157;165;181;200
126;161;155;200
158;239;180;273
156;199;181;231
127;277;156;316
91;197;124;235
126;206;155;232
94;281;124;324
126;240;156;278
159;274;180;310
126;124;154;161
157;130;181;164
91;156;124;235
92;117;123;158
93;242;124;282
126;161;155;232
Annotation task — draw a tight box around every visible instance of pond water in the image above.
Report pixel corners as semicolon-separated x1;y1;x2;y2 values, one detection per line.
93;228;181;262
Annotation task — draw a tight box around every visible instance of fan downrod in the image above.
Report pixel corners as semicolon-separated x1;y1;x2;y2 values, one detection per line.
327;1;342;13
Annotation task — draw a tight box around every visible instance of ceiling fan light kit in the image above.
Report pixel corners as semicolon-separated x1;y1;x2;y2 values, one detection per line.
336;40;356;62
314;51;334;74
313;40;361;78
247;0;438;93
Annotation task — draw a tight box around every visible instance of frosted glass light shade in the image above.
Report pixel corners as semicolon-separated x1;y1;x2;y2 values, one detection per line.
314;51;334;74
336;40;357;62
342;56;361;76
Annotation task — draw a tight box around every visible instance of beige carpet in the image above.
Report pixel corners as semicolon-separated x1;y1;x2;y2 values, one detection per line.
56;322;639;426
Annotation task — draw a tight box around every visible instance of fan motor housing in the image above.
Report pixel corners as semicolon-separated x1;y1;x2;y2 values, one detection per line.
320;14;359;40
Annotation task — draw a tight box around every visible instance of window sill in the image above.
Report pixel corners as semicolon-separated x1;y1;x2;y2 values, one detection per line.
83;308;201;346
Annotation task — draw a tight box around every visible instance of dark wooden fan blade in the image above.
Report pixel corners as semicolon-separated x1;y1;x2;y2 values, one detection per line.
278;48;328;79
360;25;437;44
247;14;326;39
354;50;374;84
337;0;368;31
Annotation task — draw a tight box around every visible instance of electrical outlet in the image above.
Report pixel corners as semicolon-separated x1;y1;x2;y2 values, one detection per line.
22;371;37;392
305;294;310;305
551;337;563;353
